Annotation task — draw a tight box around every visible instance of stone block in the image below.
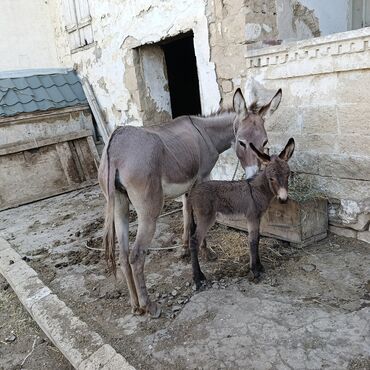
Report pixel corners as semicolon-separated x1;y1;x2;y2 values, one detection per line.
337;103;370;136
102;353;135;370
337;71;370;104
301;106;338;135
221;80;233;93
291;153;370;181
265;106;300;134
222;13;245;43
295;173;369;202
338;135;370;156
78;345;117;370
31;294;104;368
357;230;370;244
297;134;338;154
329;225;357;239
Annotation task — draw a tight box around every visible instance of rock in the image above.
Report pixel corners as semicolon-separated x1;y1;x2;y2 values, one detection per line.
175;286;181;290
302;264;316;272
75;231;81;237
5;333;16;343
155;292;160;299
35;336;46;346
177;299;184;305
212;283;219;289
329;225;358;239
171;290;178;297
185;282;190;287
172;305;181;312
22;256;31;262
9;260;14;265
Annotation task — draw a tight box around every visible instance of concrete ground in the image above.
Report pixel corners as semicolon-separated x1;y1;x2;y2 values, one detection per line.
0;185;369;369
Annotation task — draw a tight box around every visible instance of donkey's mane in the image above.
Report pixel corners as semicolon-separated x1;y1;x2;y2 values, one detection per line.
200;102;260;118
200;107;235;118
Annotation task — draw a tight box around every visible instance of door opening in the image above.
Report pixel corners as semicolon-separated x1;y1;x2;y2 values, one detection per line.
162;32;202;118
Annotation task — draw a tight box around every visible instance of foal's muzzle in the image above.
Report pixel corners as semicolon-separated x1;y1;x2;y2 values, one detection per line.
277;188;288;204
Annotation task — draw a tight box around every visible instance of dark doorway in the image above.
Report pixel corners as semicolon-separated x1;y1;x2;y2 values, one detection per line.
162;32;202;118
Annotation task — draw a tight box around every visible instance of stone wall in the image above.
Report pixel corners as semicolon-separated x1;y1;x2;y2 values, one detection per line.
245;28;370;242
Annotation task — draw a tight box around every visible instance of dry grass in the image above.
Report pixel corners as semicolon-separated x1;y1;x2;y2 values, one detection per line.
288;173;328;202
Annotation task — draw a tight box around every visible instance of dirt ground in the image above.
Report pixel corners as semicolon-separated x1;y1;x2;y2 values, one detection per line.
0;275;70;370
0;185;369;369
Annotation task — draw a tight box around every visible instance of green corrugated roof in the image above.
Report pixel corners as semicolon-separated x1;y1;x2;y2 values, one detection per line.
0;69;88;117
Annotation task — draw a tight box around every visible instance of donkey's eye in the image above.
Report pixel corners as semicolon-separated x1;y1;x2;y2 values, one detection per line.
263;140;268;147
238;140;246;149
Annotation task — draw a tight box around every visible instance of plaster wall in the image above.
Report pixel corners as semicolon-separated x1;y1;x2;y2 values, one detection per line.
0;0;61;71
54;0;221;132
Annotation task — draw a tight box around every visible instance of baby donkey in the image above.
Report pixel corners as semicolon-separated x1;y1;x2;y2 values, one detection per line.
189;138;295;289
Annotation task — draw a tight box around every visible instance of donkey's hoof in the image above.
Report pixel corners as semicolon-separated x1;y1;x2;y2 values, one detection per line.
132;306;145;316
202;248;218;261
147;302;161;319
248;270;262;282
257;263;265;273
199;271;207;281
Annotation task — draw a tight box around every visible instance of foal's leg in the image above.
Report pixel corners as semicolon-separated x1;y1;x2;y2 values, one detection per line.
247;220;265;281
114;191;140;314
182;190;216;262
190;213;216;290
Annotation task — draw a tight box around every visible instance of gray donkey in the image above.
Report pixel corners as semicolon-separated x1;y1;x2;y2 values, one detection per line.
99;88;282;318
188;138;295;290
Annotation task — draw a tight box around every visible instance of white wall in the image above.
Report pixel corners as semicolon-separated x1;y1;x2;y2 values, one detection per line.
0;0;61;71
300;0;350;35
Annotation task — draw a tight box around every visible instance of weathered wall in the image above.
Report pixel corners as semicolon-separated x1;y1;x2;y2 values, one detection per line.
0;0;61;71
245;28;370;242
53;0;221;132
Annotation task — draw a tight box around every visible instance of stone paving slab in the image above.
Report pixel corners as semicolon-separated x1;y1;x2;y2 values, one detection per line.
0;237;134;370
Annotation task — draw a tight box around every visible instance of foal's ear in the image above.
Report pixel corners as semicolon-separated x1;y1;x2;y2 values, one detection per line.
258;88;282;120
233;88;248;117
250;143;271;165
279;138;295;161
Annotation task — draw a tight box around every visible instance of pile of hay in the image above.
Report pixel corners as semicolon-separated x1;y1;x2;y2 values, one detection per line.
288;173;327;202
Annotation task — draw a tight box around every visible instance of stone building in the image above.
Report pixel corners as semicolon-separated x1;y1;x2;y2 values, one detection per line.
1;0;370;241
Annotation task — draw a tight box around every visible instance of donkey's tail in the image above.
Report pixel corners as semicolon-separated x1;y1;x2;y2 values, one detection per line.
102;134;118;277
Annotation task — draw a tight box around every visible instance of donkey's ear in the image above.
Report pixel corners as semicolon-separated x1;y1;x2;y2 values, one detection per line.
258;88;282;120
250;143;271;165
279;138;295;161
233;88;248;117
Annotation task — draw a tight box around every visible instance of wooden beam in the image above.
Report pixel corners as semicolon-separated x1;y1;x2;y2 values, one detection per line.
81;78;110;143
0;129;93;156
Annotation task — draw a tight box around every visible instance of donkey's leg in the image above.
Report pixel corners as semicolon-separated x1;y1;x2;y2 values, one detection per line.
247;220;265;281
181;193;191;259
129;214;161;318
114;191;141;314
